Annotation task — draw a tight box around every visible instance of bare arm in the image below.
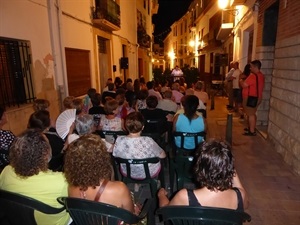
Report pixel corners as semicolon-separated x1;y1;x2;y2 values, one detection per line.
158;188;189;207
119;182;135;213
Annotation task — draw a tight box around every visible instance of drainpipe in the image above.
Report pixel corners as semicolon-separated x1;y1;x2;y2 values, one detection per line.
48;0;69;110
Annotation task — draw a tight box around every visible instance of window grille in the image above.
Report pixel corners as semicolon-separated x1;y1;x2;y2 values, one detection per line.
0;38;35;107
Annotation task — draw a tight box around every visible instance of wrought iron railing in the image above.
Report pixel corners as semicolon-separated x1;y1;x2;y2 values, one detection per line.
93;0;120;27
0;38;35;107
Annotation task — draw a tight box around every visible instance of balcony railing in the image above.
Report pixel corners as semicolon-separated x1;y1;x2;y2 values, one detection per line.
92;0;120;31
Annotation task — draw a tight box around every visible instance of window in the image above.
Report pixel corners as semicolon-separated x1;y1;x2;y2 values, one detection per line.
0;37;35;107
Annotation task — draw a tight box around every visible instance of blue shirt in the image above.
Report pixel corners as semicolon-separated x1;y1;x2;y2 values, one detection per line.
175;114;205;150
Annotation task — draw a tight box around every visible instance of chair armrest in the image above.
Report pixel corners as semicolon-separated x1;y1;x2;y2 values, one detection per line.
138;198;154;219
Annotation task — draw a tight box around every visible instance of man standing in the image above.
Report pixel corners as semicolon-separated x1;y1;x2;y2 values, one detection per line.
231;62;242;113
225;61;235;109
240;60;265;136
171;65;183;82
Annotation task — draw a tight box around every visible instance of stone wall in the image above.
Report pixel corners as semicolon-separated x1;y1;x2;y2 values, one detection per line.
268;34;300;175
256;46;274;126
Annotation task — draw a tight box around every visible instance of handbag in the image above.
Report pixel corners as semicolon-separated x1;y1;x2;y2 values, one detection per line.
246;74;259;108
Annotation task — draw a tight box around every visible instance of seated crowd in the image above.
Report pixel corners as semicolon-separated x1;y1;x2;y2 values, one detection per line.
0;76;248;225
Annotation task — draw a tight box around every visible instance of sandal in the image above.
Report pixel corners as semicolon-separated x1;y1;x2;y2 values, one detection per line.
243;131;256;136
244;127;249;131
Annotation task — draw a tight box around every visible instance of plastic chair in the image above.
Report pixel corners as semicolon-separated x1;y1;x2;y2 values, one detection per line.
0;189;65;225
57;197;153;225
142;119;167;149
156;205;251;225
95;130;128;144
113;157;165;198
169;131;206;193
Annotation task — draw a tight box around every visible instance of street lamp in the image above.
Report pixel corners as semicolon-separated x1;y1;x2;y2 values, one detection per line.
218;0;239;15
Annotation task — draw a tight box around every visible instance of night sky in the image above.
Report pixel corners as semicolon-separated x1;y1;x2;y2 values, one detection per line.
152;0;193;45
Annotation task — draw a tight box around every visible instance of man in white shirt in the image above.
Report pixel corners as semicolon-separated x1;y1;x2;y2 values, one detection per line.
171;66;183;82
225;61;235;109
231;62;242;112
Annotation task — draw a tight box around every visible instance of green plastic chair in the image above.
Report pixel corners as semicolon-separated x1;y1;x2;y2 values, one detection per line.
57;197;153;225
156;206;251;225
113;157;165;198
169;131;206;193
0;189;65;225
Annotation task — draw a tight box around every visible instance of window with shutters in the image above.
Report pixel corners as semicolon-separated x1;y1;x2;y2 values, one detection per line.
0;37;35;107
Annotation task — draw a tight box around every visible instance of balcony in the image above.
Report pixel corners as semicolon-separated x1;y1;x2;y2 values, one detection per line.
216;10;234;40
137;25;151;48
92;0;120;31
151;0;159;15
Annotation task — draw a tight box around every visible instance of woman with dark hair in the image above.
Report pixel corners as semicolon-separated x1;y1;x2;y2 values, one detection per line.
28;110;65;171
64;134;135;212
0;129;70;225
0;106;15;171
158;139;249;210
173;95;205;149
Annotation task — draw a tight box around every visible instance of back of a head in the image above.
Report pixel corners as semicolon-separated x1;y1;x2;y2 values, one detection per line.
9;129;50;177
104;99;119;115
28;110;51;130
107;82;115;91
64;134;111;191
243;64;251;76
137;89;149;100
63;96;75;109
194;140;235;191
33;99;50;112
195;81;203;91
125;111;144;133
75;114;94;136
87;88;96;98
91;93;101;106
146;81;154;90
172;82;180;91
183;95;199;121
163;89;172;99
146;95;158;109
250;59;262;70
126;82;134;91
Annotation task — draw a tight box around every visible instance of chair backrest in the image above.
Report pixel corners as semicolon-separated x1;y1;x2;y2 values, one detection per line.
113;157;165;198
170;131;206;192
114;157;160;181
0;189;65;225
96;130;128;143
173;131;206;151
143;119;167;134
57;197;152;225
157;206;251;225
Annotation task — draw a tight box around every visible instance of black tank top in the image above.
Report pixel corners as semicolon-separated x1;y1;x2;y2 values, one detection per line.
187;187;244;210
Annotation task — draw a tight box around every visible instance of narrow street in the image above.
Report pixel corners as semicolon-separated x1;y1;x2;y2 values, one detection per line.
205;96;300;225
134;96;300;225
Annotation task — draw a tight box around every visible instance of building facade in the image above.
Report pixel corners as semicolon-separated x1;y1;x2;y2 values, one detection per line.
165;0;300;174
0;0;157;135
